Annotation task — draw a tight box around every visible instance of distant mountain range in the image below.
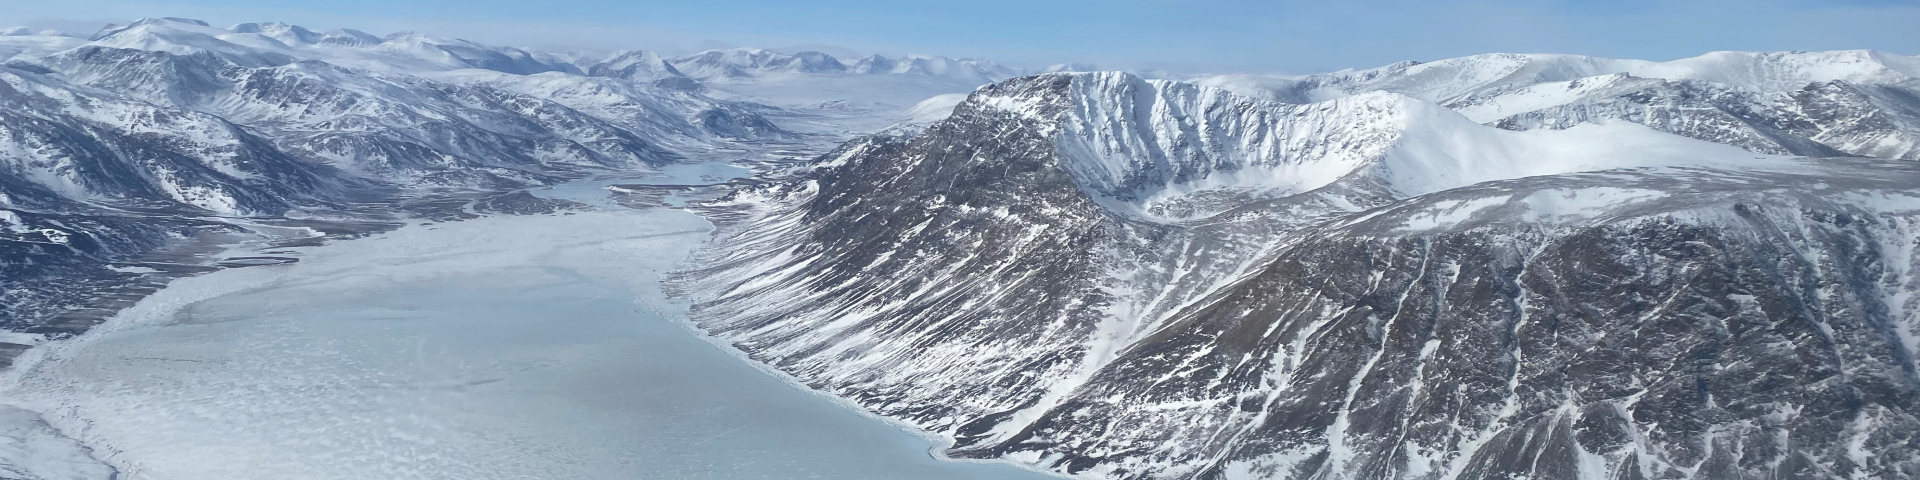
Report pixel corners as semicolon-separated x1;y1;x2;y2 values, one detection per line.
588;46;1024;84
1194;50;1920;160
1;18;1034;81
0;17;803;335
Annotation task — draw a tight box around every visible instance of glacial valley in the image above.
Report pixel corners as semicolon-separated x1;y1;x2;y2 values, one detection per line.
2;16;1919;480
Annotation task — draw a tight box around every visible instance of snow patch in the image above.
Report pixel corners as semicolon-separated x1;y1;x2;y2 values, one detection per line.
1396;196;1508;231
1515;187;1668;223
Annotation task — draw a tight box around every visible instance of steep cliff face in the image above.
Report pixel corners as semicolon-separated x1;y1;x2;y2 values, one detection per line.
677;72;1920;480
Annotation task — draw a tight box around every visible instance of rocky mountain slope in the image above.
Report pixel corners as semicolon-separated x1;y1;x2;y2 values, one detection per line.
677;64;1920;480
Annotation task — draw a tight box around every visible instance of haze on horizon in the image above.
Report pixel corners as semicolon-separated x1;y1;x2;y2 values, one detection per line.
3;0;1917;75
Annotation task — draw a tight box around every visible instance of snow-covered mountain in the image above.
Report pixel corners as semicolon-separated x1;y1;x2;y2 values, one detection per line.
845;53;1021;82
76;18;582;74
677;66;1920;480
0;64;348;215
667;48;848;78
1197;50;1920;160
0;16;1047;343
0;17;800;338
583;49;684;81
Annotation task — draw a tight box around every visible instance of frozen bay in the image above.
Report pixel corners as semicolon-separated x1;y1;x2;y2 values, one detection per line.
0;168;1060;480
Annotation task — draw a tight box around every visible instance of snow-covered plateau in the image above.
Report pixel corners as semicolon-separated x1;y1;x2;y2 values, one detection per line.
3;15;1920;480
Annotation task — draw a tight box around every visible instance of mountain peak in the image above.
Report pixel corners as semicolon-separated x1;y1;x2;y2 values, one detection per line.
587;49;686;80
156;17;211;27
226;21;379;47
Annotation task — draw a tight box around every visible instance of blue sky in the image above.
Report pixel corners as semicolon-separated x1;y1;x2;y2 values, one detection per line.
5;0;1917;73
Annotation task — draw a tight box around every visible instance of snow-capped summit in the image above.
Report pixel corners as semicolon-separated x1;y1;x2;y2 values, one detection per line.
669;48;849;78
854;54;1019;82
372;31;579;74
845;54;893;74
776;51;848;73
584;49;685;80
90;17;210;40
230;22;381;47
82;17;298;66
49;17;582;74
